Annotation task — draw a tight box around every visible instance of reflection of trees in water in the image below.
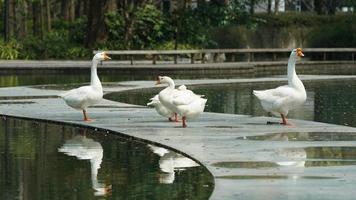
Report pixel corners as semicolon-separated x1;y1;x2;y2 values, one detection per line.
0;118;214;199
305;147;356;167
241;131;356;168
313;81;356;127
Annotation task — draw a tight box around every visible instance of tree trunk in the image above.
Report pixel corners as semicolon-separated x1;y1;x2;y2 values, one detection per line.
249;0;255;14
85;0;117;47
32;0;43;39
14;0;28;39
5;0;15;40
121;0;149;49
45;0;51;32
4;0;10;41
314;0;326;14
267;0;272;14
274;0;280;14
197;0;206;8
325;0;338;15
76;0;88;18
61;0;75;22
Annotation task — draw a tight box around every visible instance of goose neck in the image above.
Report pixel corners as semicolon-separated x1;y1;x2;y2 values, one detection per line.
287;56;297;85
166;78;175;89
91;59;101;88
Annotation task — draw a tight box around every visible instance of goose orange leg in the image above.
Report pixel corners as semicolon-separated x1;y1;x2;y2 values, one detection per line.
83;110;93;122
182;116;187;128
281;114;288;125
174;113;179;122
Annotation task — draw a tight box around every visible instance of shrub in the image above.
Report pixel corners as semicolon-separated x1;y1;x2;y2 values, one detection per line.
209;26;247;48
106;4;166;49
0;40;22;59
66;47;90;59
308;19;356;47
69;17;87;44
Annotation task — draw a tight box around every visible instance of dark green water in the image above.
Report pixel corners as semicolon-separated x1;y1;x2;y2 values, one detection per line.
0;71;248;88
105;79;356;127
0;117;213;200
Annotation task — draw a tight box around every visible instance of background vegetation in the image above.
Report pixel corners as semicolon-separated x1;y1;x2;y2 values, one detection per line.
0;0;356;60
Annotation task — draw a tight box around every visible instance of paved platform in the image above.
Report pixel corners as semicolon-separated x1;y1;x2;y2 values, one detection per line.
1;76;356;199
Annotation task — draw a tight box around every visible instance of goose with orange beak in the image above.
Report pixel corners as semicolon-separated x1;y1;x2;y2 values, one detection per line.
155;76;207;128
60;52;111;121
253;48;306;125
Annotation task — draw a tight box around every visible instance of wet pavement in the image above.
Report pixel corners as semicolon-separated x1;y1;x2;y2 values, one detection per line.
2;76;356;199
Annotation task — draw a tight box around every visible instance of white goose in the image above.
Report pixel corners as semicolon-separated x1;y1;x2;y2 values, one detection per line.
253;48;306;125
147;85;187;122
59;52;111;121
156;76;207;127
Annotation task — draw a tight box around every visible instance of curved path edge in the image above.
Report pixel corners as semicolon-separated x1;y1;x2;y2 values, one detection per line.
2;76;356;199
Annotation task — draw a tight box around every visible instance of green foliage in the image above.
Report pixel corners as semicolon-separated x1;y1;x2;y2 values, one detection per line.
134;4;165;48
20;31;90;60
167;1;248;48
209;26;246;48
106;4;165;49
105;11;125;49
308;19;356;47
69;17;88;44
2;2;356;60
155;41;197;50
20;31;69;59
0;40;22;59
66;47;90;59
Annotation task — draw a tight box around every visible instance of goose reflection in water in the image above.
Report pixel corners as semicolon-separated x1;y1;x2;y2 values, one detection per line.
58;135;111;196
148;145;199;184
268;133;307;168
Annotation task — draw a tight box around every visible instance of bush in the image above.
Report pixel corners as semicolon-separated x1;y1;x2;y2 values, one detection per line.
69;17;87;44
209;26;247;48
155;41;198;50
0;40;22;59
106;4;166;49
20;31;69;59
20;31;90;60
66;47;90;59
308;19;356;47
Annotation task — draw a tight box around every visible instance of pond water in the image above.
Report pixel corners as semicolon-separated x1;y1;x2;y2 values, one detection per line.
0;71;249;88
214;131;356;200
105;79;356;127
2;62;356;88
0;117;213;200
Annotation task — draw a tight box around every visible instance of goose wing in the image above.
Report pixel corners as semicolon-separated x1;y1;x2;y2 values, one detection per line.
253;85;295;105
172;90;200;106
60;86;93;108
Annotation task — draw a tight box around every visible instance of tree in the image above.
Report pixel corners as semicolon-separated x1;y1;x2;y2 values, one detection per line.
314;0;340;15
61;0;75;22
249;0;255;14
274;0;280;14
267;0;272;13
32;0;44;39
85;0;117;47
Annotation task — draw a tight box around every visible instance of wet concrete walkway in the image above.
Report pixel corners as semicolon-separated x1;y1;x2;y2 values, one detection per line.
1;76;356;199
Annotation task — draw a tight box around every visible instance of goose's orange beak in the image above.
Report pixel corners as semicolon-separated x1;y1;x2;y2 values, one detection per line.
155;76;161;85
103;52;111;60
297;48;304;57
